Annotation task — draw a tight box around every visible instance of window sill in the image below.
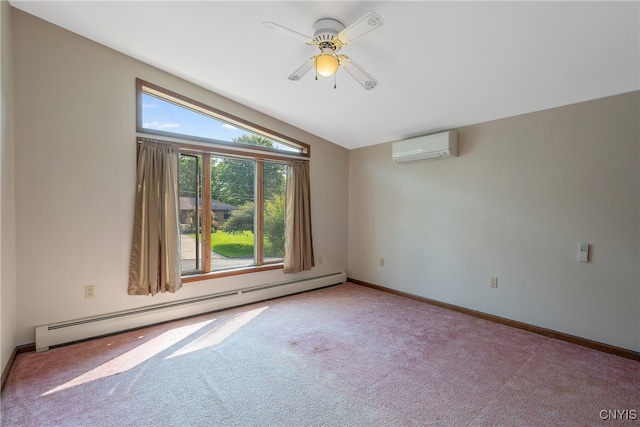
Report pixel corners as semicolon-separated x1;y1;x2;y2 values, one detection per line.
181;263;284;283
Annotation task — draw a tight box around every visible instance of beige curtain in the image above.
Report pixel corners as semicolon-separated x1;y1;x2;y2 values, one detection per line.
284;160;315;273
128;139;182;295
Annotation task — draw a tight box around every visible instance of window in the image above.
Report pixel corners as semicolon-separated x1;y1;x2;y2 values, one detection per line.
136;79;309;280
179;154;286;274
137;79;308;156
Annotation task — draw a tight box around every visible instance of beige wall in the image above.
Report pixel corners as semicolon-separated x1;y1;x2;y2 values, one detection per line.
11;9;348;345
348;92;640;351
1;0;17;374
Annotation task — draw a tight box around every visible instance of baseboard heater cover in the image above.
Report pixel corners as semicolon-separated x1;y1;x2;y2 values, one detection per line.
35;271;346;352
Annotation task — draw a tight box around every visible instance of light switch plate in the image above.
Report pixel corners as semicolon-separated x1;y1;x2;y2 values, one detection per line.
579;243;589;262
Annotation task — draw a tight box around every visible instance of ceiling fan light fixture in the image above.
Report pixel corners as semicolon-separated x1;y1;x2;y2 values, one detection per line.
315;51;340;77
264;12;383;89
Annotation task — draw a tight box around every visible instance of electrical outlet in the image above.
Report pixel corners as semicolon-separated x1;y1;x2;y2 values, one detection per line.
85;285;95;299
379;258;385;267
318;256;323;264
490;277;498;288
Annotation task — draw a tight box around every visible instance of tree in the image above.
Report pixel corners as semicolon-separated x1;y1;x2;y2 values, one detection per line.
210;135;285;206
264;194;285;257
221;195;285;257
179;154;199;198
234;134;275;149
263;162;286;202
211;159;255;207
221;202;254;234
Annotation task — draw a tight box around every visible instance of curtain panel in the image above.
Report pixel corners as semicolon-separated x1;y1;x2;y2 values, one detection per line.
284;160;315;273
128;139;182;295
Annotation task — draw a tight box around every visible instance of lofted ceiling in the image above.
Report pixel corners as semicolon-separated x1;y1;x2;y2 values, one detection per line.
9;1;640;150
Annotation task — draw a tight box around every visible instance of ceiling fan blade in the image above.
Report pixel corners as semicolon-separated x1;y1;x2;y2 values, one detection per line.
288;57;316;81
339;56;378;90
337;11;383;45
262;22;315;45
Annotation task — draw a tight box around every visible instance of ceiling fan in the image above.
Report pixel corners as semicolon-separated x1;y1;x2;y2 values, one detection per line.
262;12;383;90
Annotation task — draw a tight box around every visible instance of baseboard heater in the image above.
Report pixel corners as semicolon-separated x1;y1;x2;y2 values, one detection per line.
35;271;346;352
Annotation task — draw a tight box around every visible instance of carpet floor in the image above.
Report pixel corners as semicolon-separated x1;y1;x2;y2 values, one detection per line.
1;282;639;426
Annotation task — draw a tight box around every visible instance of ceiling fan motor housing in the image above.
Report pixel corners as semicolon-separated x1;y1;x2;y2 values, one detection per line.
312;18;345;47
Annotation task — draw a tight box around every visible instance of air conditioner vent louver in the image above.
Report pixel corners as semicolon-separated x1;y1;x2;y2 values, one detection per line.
392;131;458;164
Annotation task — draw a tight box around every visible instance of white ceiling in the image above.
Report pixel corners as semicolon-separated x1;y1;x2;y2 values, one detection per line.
9;1;640;150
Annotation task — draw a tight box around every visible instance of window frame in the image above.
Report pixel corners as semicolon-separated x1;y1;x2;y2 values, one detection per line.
136;79;308;282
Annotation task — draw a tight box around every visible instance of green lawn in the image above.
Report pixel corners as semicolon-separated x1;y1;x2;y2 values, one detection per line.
188;230;280;258
210;231;254;257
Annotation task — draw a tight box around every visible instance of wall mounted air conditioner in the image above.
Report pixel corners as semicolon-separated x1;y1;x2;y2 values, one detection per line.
392;130;458;164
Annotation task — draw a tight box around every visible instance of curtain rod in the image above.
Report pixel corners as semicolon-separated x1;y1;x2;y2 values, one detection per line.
136;137;309;163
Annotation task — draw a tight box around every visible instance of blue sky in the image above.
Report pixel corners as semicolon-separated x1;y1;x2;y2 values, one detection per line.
141;93;298;152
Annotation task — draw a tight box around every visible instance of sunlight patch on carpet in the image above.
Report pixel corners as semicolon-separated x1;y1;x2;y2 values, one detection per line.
41;318;216;396
166;306;269;359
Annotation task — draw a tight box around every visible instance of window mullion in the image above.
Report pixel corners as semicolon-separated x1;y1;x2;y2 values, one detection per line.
255;161;264;266
202;153;212;272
